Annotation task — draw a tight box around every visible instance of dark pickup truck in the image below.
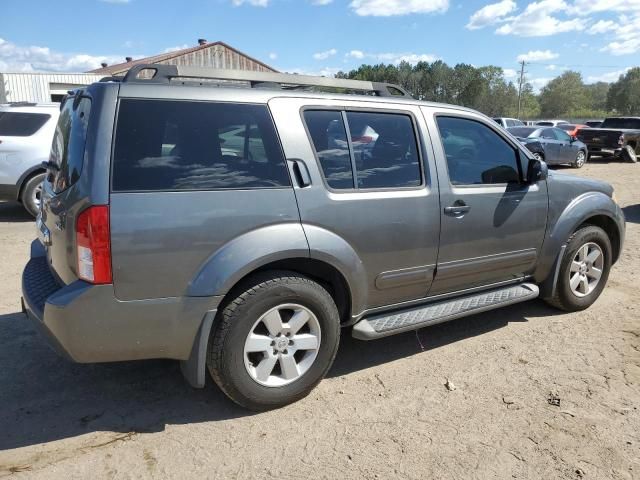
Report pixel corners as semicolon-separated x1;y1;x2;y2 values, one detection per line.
577;117;640;163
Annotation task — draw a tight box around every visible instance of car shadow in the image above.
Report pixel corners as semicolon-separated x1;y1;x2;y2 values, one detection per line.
0;300;557;452
0;201;33;223
622;204;640;224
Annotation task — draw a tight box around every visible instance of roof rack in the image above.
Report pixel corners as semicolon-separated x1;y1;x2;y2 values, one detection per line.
110;64;413;99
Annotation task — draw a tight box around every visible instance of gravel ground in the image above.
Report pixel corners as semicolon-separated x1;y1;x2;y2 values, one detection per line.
0;161;638;479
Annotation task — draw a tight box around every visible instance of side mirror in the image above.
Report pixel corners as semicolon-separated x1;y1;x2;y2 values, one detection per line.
527;158;548;183
571;135;578;142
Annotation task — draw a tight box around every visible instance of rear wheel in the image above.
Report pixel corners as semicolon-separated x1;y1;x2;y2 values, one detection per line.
621;145;637;163
207;271;340;410
545;226;612;312
572;150;586;168
20;172;46;217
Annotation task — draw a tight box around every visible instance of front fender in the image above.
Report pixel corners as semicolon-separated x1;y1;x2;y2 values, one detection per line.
535;191;625;289
188;223;309;297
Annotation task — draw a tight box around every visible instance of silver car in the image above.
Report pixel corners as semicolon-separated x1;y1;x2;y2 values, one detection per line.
0;102;59;216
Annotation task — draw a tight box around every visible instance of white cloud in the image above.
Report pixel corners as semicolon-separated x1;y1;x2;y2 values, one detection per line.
529;76;554;90
586;67;631;83
311;0;333;4
517;49;559;62
496;0;586;37
232;0;269;6
598;13;640;55
269;52;278;60
0;37;122;72
588;19;616;34
570;0;640;15
503;68;518;78
313;48;337;60
466;0;516;30
346;50;439;64
162;44;189;53
349;0;449;16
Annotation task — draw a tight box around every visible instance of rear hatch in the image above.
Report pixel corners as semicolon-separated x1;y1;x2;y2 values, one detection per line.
38;83;118;285
577;128;621;149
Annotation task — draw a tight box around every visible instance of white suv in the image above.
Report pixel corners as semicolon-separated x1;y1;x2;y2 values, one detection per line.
0;102;59;216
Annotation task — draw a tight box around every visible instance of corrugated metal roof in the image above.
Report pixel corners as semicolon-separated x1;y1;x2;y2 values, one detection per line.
88;41;277;76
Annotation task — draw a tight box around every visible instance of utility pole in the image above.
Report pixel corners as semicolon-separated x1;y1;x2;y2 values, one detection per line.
517;60;526;119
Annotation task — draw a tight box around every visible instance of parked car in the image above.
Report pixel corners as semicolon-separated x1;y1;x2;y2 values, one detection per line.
0;102;59;216
493;117;525;128
536;120;569;127
507;126;588;168
577;117;640;163
585;120;603;128
557;123;589;137
23;65;625;410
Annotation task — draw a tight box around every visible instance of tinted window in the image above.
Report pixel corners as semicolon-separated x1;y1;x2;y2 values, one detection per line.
346;111;421;189
303;110;354;189
0;112;50;136
112;100;289;191
437;116;520;186
50;97;91;193
601;118;640;129
553;128;571;142
536;121;553;126
508;127;537;138
541;129;556;140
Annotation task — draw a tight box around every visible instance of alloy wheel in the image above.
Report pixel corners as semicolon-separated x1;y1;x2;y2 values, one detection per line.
243;303;321;387
569;242;604;297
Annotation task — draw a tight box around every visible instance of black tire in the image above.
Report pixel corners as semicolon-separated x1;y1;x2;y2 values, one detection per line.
20;172;46;217
545;226;612;312
572;150;587;168
207;271;340;411
621;145;637;163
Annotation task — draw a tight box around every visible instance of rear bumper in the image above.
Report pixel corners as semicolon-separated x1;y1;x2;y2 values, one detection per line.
22;239;221;363
586;147;622;156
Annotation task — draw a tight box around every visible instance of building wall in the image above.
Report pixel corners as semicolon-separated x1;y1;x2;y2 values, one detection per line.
0;73;103;103
158;44;274;72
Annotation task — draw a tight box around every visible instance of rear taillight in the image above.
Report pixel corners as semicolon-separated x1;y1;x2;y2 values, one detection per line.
618;134;625;146
76;205;112;284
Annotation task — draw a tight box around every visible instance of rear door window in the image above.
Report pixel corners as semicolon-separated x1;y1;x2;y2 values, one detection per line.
304;109;422;190
0;112;50;136
112;100;290;191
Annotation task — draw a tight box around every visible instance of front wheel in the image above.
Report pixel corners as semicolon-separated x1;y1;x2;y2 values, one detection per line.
207;271;340;410
545;226;612;312
572;150;586;168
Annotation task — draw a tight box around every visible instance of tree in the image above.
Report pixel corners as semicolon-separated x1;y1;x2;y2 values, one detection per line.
607;67;640;115
538;71;588;117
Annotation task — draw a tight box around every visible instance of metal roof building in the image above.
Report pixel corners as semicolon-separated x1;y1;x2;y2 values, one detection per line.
88;39;277;77
0;72;104;103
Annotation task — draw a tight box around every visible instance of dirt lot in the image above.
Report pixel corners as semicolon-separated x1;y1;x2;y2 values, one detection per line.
0;162;638;479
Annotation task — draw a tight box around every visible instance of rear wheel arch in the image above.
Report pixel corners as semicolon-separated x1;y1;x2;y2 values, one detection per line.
216;258;353;326
17;167;46;201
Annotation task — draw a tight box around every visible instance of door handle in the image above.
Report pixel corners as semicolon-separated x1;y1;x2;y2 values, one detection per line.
287;158;311;187
444;202;471;216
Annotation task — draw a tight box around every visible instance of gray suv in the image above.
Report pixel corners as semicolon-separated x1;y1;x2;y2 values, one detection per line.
22;65;625;410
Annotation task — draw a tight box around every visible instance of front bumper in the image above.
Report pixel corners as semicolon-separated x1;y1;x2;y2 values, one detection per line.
22;239;221;363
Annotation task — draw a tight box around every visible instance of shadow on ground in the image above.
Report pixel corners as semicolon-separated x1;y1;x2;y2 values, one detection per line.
0;201;33;223
0;300;558;452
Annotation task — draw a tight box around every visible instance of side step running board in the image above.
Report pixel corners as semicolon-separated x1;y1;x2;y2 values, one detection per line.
352;283;539;340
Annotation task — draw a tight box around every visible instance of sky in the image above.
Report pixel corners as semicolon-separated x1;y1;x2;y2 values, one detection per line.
0;0;638;90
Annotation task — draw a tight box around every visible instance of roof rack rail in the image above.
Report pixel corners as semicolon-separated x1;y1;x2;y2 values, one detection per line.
117;64;413;99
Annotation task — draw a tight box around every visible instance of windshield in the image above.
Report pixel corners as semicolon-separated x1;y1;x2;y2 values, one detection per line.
49;95;91;194
508;127;537;138
601;118;640;129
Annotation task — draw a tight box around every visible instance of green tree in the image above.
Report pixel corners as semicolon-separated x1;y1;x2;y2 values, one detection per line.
539;71;588;117
607;67;640;115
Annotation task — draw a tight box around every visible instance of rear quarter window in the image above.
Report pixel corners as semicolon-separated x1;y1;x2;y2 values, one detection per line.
111;100;290;191
0;112;50;136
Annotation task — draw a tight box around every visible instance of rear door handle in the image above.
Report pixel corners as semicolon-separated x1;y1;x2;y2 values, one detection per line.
444;203;471;216
287;158;311;187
